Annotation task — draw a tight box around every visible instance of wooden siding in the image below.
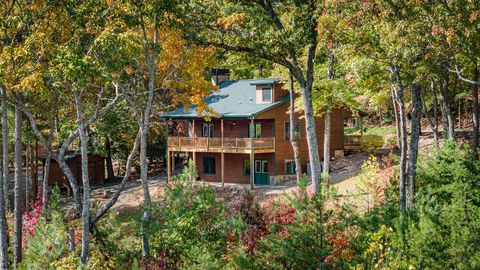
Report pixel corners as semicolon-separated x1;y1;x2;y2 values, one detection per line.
195;152;274;184
47;155;106;186
256;102;348;176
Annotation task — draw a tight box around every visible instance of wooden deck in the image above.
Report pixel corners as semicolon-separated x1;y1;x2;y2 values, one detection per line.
167;136;275;154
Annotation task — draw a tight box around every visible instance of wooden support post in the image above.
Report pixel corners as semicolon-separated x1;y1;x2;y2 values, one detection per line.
192;119;197;167
250;117;255;189
221;119;224;186
167;150;171;183
171;151;175;178
221;152;225;187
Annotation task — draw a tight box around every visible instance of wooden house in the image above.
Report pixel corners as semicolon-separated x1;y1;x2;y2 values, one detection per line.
161;69;351;186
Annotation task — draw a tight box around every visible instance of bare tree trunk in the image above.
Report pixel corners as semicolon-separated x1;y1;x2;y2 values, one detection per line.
25;144;30;208
423;81;439;147
391;83;401;148
75;92;91;266
288;73;302;183
29;143;36;200
472;63;479;160
0;91;7;270
0;157;6;270
105;136;115;181
297;80;322;194
440;75;455;140
68;227;75;253
1;87;8;210
390;61;408;213
323;106;331;180
407;83;422;209
432;81;440;147
323;48;334;188
137;21;159;262
13;94;23;267
42;119;55;209
140;126;152;261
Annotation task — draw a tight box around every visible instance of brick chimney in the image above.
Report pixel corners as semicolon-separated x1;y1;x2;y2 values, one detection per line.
211;68;230;86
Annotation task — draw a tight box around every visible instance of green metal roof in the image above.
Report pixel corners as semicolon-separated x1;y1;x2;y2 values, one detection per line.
160;78;288;119
249;78;281;85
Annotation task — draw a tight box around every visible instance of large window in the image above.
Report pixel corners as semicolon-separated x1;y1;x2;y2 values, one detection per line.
202;123;214;137
261;87;272;103
203;156;216;174
284;121;301;140
285;159;296;175
243;158;250;176
248;123;262;138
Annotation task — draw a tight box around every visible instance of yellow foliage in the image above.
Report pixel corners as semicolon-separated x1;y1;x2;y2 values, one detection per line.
213;13;247;30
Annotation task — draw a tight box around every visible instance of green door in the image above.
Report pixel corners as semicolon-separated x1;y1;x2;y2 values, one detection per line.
254;159;269;185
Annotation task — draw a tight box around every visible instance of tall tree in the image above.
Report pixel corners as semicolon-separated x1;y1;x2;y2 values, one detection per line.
288;73;302;183
13;93;22;266
0;87;7;211
0;91;6;270
407;83;422;207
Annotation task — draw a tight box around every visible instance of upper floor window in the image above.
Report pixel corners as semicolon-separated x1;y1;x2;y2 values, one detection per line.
202;123;214;137
248;123;262;138
284;121;301;140
261;87;272;103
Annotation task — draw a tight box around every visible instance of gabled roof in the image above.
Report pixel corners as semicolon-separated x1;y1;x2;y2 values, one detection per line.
160;78;288;119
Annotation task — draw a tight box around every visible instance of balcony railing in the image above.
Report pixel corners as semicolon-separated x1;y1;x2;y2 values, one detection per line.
167;136;275;153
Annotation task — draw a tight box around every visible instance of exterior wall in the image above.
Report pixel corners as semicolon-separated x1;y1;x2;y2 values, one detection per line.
256;102;349;176
194;152;274;184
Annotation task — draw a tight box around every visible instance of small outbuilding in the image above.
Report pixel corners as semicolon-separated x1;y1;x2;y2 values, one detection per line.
43;154;106;187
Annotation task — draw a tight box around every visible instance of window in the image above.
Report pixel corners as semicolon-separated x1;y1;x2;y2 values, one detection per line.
243;158;251;176
284;121;301;140
261;87;272;103
202;123;214;137
203;156;216;174
255;160;268;173
248;123;262;138
255;160;262;173
285;159;296;175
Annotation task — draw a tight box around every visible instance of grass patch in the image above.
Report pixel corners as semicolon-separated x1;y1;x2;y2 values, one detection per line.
347;125;396;137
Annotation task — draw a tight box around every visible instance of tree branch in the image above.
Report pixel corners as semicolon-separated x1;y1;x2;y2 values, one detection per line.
443;64;480;86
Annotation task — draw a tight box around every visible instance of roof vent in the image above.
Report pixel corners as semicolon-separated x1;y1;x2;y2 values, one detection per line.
249;97;253;101
211;68;230;86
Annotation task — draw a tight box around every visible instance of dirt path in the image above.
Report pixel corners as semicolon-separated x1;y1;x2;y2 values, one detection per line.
90;173;370;212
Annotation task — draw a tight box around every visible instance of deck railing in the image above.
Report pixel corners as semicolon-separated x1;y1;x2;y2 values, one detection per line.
167;136;275;153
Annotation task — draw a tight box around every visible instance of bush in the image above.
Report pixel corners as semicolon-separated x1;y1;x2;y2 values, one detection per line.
383;133;398;148
361;135;383;154
149;160;230;269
